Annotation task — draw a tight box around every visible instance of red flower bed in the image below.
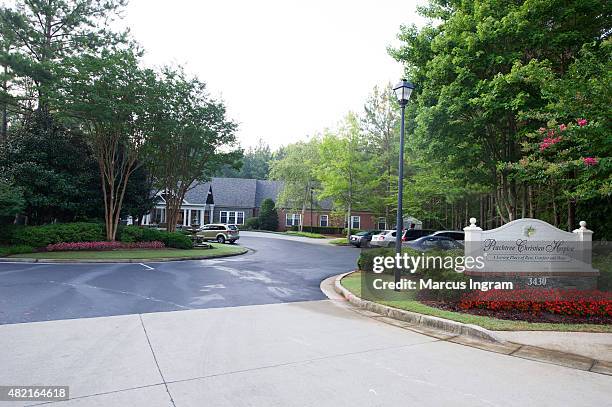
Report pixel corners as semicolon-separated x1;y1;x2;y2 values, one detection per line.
459;289;612;317
46;241;165;251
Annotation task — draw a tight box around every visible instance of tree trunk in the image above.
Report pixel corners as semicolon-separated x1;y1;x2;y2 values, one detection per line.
528;185;535;218
1;65;7;142
346;202;352;240
552;189;560;227
521;183;527;219
567;198;576;232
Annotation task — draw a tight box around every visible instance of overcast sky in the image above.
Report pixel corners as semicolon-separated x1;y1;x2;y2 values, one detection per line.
122;0;427;149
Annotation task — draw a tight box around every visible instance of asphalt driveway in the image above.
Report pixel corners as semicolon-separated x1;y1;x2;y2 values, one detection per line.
0;232;359;325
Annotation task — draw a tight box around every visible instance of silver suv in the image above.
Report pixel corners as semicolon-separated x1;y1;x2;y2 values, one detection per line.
197;224;240;244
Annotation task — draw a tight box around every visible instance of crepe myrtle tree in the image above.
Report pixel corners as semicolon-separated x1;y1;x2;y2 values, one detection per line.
52;49;158;241
148;68;240;232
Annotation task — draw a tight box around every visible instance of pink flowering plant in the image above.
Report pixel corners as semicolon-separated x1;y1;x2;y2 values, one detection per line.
46;241;165;252
515;115;609;203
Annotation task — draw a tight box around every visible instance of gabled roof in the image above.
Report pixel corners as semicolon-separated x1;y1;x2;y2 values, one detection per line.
184;181;212;205
184;177;283;208
255;180;283;207
211;178;257;207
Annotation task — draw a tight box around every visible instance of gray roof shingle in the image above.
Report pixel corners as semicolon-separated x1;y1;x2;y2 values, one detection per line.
255;180;283;207
184;178;282;208
183;178;336;210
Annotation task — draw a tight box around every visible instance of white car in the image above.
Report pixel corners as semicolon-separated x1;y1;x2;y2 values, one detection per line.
369;230;398;248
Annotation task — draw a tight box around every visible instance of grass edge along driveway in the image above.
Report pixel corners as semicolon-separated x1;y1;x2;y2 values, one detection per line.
8;243;247;260
341;272;612;333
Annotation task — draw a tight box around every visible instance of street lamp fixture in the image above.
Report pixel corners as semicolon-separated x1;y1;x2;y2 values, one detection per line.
393;79;415;107
393;79;415;290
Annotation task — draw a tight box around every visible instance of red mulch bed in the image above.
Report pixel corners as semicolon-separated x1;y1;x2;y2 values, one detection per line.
421;300;612;325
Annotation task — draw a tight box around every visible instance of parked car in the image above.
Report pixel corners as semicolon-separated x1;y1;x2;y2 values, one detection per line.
404;236;463;251
349;230;382;248
369;230;398;248
429;230;465;242
197;223;240;244
402;229;435;241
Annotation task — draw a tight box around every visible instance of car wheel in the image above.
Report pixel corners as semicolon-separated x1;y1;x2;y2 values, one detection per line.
229;240;236;244
216;235;226;244
355;242;361;248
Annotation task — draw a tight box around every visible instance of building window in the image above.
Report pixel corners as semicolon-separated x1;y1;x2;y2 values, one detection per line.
220;211;245;225
151;208;164;224
286;213;301;226
351;216;360;230
377;217;386;230
320;215;329;227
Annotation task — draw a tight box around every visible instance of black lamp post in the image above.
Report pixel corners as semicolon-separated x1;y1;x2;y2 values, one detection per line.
393;79;415;288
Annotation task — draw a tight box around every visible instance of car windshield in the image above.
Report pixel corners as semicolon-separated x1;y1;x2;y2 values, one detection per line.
356;231;368;236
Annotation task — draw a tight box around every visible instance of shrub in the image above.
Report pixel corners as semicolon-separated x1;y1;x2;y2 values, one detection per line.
258;198;278;231
0;245;34;257
46;241;165;251
119;226;165;243
343;228;363;236
245;217;260;230
0;224;21;244
118;226;192;249
358;247;423;273
459;289;612;317
12;223;106;247
358;247;470;302
164;232;193;249
302;226;344;235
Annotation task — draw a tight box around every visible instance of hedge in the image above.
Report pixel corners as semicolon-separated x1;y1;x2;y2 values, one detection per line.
12;223;106;247
358;247;470;302
119;226;192;249
8;223;192;250
0;245;34;257
289;226;345;234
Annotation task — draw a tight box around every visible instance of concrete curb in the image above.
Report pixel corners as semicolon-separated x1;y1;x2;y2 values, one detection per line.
326;271;612;376
0;248;249;264
332;271;504;343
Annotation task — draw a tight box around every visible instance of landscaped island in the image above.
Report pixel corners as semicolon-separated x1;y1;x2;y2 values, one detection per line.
345;247;612;332
0;222;247;261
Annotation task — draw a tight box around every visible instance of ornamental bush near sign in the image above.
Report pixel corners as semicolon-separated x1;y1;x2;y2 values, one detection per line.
463;218;599;289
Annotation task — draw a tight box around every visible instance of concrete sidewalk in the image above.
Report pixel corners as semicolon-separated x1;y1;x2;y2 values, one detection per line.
2;301;611;406
494;330;612;363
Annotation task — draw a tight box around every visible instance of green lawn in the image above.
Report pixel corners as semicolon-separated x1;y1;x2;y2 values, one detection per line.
329;238;349;245
8;243;246;260
341;272;612;333
283;231;328;239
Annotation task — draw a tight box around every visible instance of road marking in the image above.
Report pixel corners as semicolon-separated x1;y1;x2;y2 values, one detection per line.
139;263;154;270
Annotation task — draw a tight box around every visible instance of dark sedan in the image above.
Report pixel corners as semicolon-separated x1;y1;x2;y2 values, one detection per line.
349;230;382;248
404;235;463;251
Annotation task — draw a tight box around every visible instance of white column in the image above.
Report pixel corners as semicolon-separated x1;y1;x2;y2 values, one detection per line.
187;209;192;226
463;217;483;272
200;209;204;226
573;221;594;270
183;209;188;226
144;214;150;225
210;205;215;223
